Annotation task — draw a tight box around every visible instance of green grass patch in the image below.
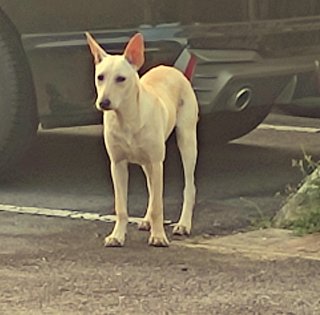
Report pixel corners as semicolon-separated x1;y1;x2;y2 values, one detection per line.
288;208;320;236
285;151;320;235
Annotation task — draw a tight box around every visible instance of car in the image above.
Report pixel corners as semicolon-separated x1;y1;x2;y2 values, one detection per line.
1;0;320;176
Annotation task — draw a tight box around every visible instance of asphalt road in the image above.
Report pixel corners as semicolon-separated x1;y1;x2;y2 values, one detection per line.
1;111;320;314
2;111;320;235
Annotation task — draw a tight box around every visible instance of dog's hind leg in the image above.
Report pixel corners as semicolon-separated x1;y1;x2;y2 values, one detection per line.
137;165;152;231
104;160;129;247
173;96;198;235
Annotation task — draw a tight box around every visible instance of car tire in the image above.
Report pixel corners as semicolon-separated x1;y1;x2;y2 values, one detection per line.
199;105;272;145
0;9;38;177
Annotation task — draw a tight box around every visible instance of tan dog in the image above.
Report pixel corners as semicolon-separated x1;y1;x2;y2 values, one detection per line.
86;32;198;247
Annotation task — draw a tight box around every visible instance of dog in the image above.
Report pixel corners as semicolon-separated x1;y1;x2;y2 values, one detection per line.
86;32;198;247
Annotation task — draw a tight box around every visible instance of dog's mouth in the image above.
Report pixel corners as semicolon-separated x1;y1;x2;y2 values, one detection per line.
96;105;113;112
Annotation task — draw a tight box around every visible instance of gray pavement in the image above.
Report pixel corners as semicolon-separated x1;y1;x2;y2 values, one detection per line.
1;112;320;314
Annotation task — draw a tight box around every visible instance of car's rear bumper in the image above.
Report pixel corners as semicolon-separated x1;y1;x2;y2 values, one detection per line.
190;49;319;114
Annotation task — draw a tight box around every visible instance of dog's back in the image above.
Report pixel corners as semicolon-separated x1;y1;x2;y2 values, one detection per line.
141;65;199;133
141;65;193;106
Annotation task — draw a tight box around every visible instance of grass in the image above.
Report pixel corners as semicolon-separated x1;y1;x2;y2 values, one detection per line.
288;209;320;236
284;151;320;236
241;150;320;236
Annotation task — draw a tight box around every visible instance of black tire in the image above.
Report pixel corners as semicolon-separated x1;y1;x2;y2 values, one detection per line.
0;9;38;176
198;105;272;145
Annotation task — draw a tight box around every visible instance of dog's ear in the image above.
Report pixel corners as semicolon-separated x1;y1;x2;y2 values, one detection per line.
124;33;145;70
85;32;108;65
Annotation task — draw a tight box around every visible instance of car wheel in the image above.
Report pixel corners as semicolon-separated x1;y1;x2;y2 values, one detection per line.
199;104;272;145
0;9;38;177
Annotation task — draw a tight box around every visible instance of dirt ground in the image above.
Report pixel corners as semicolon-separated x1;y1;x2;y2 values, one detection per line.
1;210;320;315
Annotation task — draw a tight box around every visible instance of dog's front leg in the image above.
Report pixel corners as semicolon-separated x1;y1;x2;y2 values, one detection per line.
105;160;129;247
142;162;169;247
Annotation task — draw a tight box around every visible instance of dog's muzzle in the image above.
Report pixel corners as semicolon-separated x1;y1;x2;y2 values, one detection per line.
99;99;112;111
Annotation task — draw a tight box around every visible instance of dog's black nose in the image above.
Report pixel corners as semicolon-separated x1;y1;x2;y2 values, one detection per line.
99;99;111;110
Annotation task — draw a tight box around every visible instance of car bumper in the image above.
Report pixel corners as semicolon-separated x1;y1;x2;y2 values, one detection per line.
190;49;318;114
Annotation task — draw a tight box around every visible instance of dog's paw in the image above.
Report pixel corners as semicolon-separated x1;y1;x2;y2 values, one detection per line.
148;234;170;247
138;220;151;231
104;236;124;247
172;224;191;236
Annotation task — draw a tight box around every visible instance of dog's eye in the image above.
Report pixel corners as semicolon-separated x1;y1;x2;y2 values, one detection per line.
97;74;104;82
115;76;126;83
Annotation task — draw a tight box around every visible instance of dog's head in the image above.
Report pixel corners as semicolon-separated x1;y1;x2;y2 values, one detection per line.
86;32;145;111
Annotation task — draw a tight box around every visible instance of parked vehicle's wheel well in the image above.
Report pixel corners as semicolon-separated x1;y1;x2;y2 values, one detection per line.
0;7;39;178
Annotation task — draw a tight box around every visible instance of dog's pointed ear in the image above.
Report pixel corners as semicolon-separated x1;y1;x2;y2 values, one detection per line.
124;33;145;70
85;32;108;65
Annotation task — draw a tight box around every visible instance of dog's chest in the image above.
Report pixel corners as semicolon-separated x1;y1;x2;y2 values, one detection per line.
104;127;163;164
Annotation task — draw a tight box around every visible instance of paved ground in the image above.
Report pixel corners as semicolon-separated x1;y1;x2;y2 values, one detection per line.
1;112;320;314
1;213;320;315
